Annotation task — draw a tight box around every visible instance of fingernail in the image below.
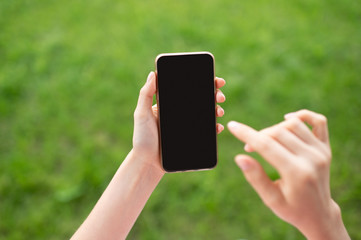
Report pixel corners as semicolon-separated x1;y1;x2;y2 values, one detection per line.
235;157;251;171
217;107;224;116
147;71;154;82
227;121;238;130
284;112;296;119
221;93;226;101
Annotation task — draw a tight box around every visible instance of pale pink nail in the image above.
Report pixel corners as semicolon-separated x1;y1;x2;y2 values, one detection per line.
227;121;238;130
284;112;296;119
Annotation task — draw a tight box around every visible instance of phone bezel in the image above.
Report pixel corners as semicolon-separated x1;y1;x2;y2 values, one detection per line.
155;51;218;173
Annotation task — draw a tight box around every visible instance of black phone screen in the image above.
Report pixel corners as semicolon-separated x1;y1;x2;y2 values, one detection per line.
156;52;217;172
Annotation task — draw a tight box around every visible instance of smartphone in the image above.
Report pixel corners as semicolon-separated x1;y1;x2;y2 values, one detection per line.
155;52;218;172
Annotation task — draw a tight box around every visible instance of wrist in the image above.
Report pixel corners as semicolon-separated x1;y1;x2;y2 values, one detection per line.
128;149;165;179
300;201;350;240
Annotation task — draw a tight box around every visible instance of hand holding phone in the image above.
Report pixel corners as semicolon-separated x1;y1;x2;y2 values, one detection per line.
72;68;226;240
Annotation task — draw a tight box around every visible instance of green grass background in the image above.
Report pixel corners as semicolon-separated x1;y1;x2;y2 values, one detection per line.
1;0;361;239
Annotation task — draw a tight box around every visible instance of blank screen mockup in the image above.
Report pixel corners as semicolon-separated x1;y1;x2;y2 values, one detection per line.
156;53;217;172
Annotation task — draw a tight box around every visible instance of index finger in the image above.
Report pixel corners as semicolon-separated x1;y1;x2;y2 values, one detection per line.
227;121;294;174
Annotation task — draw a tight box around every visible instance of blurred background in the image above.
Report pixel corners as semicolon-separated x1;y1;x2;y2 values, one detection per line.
1;0;360;239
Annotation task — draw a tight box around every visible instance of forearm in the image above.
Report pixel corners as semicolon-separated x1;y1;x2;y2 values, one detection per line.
72;150;164;240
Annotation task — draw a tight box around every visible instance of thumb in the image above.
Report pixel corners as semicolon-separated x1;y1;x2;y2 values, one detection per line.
135;72;156;113
235;155;285;209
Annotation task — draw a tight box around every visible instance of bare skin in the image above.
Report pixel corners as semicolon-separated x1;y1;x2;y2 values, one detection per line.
71;71;349;239
227;109;350;240
71;72;226;240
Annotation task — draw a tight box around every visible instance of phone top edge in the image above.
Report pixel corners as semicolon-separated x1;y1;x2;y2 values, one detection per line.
155;51;214;63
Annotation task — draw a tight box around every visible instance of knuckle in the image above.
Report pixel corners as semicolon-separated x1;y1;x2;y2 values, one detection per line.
139;86;146;96
297;165;318;186
309;148;331;170
298;109;310;115
314;157;329;170
299;174;318;187
269;130;279;139
269;127;285;141
256;134;271;152
261;127;275;138
316;114;327;125
315;153;331;170
286;117;302;129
